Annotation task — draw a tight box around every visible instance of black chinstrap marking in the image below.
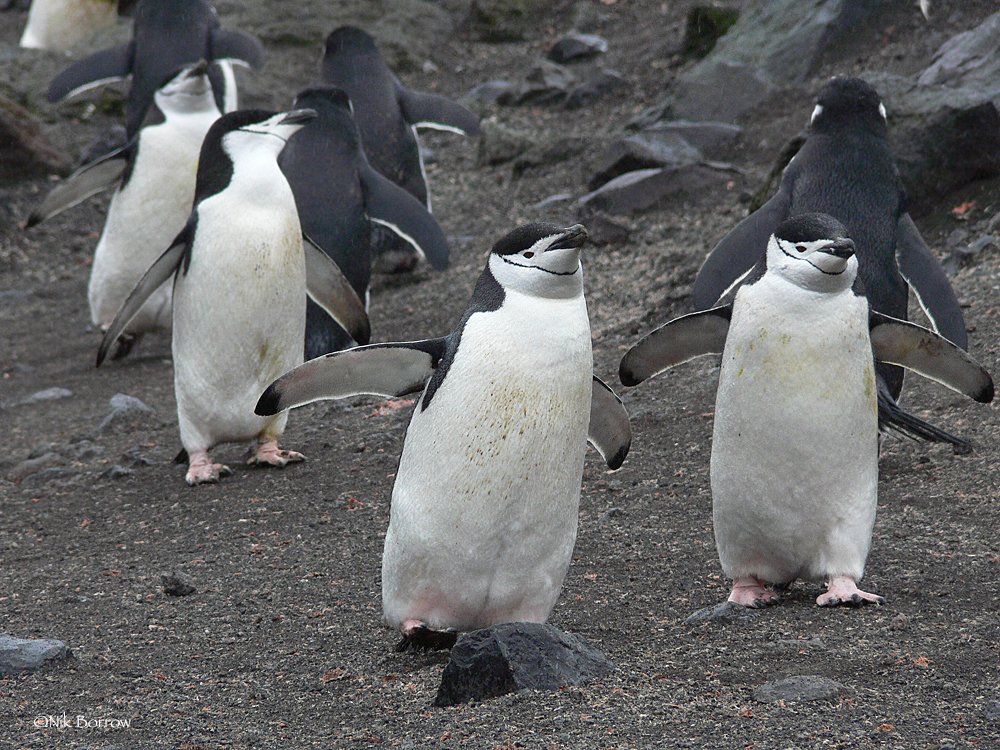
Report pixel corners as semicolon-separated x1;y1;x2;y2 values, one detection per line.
778;243;846;276
499;254;580;276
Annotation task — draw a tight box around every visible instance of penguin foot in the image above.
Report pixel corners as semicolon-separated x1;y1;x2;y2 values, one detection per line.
247;437;305;468
728;576;780;608
817;576;884;607
185;451;233;485
394;620;458;652
111;332;141;361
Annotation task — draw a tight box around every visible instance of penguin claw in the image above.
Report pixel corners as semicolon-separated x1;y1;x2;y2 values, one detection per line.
394;622;458;652
728;576;780;608
247;437;305;468
817;576;884;607
185;461;232;485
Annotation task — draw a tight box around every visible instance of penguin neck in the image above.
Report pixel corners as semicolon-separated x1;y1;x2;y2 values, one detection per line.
226;151;295;209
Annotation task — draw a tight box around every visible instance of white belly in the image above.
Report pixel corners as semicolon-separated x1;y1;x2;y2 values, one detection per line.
88;115;214;333
382;292;593;631
172;197;305;452
20;0;116;51
711;278;879;583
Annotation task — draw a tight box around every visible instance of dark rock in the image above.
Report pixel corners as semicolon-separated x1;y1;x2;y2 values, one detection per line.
547;32;608;64
8;452;63;483
636;120;742;156
586;213;631;246
533;193;572;209
434;622;614;707
564;68;628;110
579;163;737;215
681;6;740;60
599;506;626;521
462;80;517;109
0;96;71;183
161;571;196;597
752;675;852;703
685;601;760;624
19;467;80;487
0;634;73;675
477;119;533;166
917;11;1000;96
589;133;702;191
64;439;103;461
943;234;998;276
96;393;154;434
100;465;133;480
511;60;576;106
512;136;589;177
76;125;128;169
468;0;549;42
5;386;73;408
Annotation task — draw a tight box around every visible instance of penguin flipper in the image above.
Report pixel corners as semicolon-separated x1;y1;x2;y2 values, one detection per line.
895;213;968;349
869;313;994;403
397;84;481;136
26;146;129;227
47;42;134;103
691;185;791;310
589;376;631;471
620;306;732;387
210;28;266;70
303;235;371;346
255;339;448;416
360;164;450;270
96;226;190;367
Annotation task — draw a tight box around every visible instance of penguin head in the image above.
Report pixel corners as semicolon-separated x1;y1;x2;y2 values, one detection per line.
323;25;379;60
767;213;857;292
153;60;217;116
488;223;588;299
290;86;359;149
809;77;887;136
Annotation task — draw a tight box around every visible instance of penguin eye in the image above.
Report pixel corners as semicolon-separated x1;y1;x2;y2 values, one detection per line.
522;251;534;258
796;245;807;253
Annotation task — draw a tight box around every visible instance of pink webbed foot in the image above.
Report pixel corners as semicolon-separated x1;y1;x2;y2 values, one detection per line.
394;618;458;652
817;575;885;607
728;576;781;608
246;435;305;468
185;450;233;486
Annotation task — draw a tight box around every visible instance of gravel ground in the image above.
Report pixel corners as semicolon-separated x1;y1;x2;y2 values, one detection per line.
1;2;998;748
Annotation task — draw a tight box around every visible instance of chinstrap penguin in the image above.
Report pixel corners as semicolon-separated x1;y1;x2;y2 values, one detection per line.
256;223;631;650
97;108;370;485
691;76;972;449
29;61;221;359
318;25;479;273
622;213;993;608
46;0;263;137
19;0;133;52
278;85;450;360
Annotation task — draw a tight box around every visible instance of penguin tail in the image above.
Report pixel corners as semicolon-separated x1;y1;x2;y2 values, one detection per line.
877;387;972;454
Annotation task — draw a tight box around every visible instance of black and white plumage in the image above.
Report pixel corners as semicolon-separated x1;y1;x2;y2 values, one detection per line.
691;76;971;448
19;0;131;52
278;85;450;360
46;0;263;137
29;61;221;358
622;213;993;609
97;109;370;486
256;223;631;650
318;26;479;271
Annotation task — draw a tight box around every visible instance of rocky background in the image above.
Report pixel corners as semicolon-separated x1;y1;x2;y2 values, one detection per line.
1;1;999;748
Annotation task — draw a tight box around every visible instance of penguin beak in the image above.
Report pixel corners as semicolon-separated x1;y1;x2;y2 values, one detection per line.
547;224;588;252
818;238;855;259
279;108;318;126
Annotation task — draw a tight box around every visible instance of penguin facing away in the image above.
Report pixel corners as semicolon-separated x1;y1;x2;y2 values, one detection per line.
691;76;971;448
319;26;480;272
256;223;631;649
278;85;450;360
29;61;222;359
46;0;263;137
622;213;993;608
97;108;371;486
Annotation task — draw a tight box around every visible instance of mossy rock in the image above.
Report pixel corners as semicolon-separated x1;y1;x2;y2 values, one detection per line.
682;5;739;60
468;0;550;42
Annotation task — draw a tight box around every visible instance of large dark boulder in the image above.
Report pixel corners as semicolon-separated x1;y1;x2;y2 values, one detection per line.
0;634;73;675
434;622;613;707
0;96;70;183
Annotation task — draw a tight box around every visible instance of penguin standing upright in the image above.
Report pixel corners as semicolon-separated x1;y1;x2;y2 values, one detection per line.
46;0;263;137
256;223;631;649
622;213;993;608
19;0;129;52
29;61;221;358
278;85;451;359
318;26;480;272
97;109;370;485
691;76;971;447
